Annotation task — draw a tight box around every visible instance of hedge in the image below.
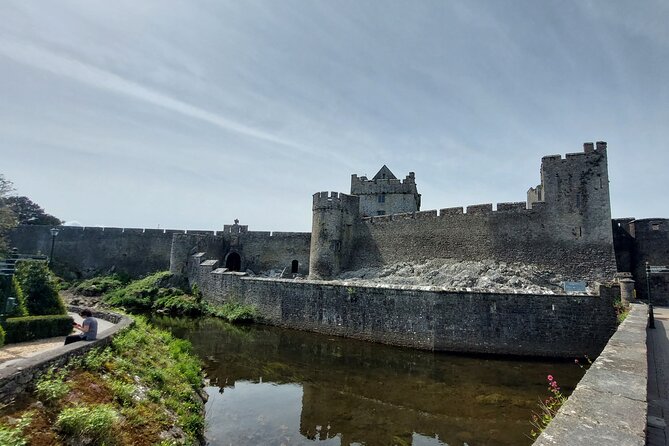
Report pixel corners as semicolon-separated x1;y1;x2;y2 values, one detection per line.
2;315;74;344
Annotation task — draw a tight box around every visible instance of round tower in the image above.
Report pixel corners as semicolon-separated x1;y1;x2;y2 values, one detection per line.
309;192;346;279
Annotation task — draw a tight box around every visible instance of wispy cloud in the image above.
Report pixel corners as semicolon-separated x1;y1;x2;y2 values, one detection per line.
0;38;318;158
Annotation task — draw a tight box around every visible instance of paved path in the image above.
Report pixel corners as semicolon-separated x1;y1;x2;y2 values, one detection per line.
647;306;669;445
0;312;115;370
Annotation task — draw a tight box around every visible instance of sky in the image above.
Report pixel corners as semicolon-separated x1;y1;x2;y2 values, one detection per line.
0;0;667;232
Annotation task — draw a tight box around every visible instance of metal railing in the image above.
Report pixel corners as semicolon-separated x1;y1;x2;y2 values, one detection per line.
0;253;48;277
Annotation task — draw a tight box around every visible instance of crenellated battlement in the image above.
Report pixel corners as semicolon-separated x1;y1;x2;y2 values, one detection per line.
350;171;418;195
312;191;359;211
361;200;542;224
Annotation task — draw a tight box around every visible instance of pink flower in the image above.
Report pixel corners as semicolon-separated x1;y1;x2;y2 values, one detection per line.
574;359;579;364
547;375;554;382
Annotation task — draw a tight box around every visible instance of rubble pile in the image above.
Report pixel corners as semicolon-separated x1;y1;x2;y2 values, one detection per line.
336;258;598;294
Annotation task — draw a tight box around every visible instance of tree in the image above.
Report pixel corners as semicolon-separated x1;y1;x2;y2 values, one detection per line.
5;195;62;226
0;175;17;256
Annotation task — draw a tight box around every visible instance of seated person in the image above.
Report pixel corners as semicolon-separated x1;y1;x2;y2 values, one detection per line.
64;309;98;345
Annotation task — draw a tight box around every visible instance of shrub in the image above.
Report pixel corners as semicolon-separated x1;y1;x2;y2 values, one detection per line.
206;302;257;322
0;276;28;317
2;315;74;344
55;404;118;444
73;275;126;296
0;324;5;348
35;368;70;404
104;271;174;311
153;294;203;316
14;260;66;315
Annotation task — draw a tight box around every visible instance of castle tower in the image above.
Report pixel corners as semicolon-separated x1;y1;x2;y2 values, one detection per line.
308;192;360;280
350;166;421;217
528;141;613;244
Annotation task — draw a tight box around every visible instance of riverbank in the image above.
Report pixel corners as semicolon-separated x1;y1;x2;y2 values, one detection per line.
0;315;206;445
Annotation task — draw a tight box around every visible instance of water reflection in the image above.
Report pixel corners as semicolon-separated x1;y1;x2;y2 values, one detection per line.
152;316;585;446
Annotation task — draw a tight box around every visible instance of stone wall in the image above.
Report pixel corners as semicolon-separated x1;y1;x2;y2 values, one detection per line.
313;143;617;281
349;203;616;280
8;225;178;279
191;255;619;357
613;218;669;304
0;308;133;404
170;230;311;277
533;303;647;446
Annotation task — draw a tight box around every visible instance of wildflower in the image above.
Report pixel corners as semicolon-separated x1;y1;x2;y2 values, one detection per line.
547;375;554;382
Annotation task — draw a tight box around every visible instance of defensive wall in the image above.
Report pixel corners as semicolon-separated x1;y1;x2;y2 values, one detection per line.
9;224;311;280
613;218;669;304
309;142;618;281
9;225;178;279
188;253;619;357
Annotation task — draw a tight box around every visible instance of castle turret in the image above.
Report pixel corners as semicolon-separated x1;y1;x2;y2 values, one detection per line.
308;191;360;280
350;166;420;217
527;141;612;244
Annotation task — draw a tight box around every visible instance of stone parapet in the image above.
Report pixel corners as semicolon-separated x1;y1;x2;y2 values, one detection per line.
533;303;647;446
0;308;133;404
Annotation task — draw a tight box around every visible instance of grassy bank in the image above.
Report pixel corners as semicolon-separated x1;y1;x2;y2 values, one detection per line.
72;272;256;323
0;317;205;446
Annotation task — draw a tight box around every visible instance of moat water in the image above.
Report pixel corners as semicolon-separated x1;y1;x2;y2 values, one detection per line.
152;316;586;446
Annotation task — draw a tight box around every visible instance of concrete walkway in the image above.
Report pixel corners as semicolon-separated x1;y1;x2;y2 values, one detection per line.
0;312;115;370
647;306;669;445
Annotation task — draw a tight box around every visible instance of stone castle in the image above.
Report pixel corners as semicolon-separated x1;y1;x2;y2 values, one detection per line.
8;141;669;355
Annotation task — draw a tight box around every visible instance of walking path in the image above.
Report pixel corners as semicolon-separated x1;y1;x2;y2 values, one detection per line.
647;306;669;445
0;312;115;370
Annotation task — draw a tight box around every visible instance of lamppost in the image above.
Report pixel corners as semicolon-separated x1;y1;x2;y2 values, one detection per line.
49;227;59;266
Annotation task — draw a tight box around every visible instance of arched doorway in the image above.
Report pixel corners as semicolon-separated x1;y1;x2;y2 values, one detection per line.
225;252;241;272
291;260;299;274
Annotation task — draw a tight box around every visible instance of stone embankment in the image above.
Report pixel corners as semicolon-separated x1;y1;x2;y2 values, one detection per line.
533;303;647;446
0;308;133;403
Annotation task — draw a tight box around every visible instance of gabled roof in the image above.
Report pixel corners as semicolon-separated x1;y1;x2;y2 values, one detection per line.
372;165;397;181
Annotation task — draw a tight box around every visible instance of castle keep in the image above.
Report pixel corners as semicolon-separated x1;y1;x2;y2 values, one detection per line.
309;141;615;280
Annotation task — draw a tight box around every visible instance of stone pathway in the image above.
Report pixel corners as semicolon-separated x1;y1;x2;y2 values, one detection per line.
648;306;669;445
0;312;115;370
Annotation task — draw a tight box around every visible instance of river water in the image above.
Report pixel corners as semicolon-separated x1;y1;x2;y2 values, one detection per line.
152;316;585;446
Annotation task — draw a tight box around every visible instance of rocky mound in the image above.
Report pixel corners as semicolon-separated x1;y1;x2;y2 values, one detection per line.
335;259;597;294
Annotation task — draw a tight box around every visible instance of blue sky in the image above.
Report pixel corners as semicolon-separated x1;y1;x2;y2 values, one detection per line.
1;0;667;232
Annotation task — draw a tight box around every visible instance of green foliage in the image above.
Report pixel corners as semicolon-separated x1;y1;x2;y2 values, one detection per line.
613;298;630;324
153;294;203;316
2;315;74;344
0;275;28;317
0;412;31;446
103;272;258;325
104;271;174;311
35;368;70;404
55;404;119;444
73;274;126;296
3;195;61;226
0;324;5;347
530;375;567;438
0;174;17;257
14;260;66;315
206;301;257;322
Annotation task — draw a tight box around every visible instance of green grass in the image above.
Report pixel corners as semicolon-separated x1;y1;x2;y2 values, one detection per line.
0;316;206;445
73;275;127;296
55;404;118;444
102;271;258;323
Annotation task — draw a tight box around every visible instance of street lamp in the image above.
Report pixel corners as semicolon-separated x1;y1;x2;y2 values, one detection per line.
49;227;59;266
